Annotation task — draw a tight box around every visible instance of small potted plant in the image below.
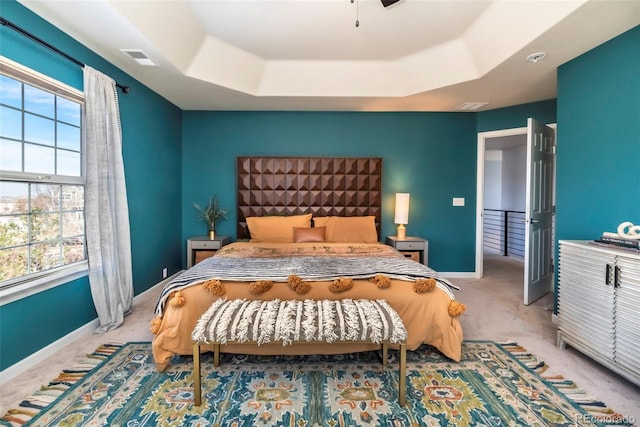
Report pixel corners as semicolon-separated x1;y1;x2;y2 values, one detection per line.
193;196;227;239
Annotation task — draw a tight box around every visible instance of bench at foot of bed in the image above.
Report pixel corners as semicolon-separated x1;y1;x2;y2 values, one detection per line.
191;298;408;407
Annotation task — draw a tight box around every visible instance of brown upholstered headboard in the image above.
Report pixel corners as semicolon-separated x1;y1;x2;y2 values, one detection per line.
237;157;382;239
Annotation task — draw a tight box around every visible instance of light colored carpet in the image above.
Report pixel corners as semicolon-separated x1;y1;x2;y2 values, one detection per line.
1;254;638;422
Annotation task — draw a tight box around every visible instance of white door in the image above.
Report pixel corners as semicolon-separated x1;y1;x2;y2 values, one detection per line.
524;118;555;305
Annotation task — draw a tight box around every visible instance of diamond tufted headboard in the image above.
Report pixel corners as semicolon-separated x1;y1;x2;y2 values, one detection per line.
237;157;382;240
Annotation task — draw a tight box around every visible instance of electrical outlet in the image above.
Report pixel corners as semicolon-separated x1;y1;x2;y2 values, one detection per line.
453;197;465;206
162;268;168;279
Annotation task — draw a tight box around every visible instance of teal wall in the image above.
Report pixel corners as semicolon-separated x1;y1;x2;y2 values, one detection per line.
477;99;557;132
182;112;478;272
556;25;640;242
180;104;559;273
0;276;96;362
0;1;183;370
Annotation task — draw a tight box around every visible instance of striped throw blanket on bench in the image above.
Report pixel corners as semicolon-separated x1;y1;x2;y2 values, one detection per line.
191;298;407;346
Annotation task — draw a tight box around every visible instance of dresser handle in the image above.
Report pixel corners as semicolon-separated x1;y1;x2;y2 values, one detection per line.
605;264;612;285
614;265;621;288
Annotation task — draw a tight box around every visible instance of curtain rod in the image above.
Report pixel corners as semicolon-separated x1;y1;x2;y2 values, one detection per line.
1;17;130;94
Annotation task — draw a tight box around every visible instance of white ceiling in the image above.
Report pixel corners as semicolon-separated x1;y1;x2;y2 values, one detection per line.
17;0;640;112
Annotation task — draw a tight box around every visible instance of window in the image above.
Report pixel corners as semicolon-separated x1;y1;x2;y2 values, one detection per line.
0;57;87;297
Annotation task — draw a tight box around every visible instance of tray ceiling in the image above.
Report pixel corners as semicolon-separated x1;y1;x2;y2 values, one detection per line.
16;0;640;111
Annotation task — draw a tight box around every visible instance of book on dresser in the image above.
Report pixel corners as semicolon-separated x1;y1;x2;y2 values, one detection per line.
598;235;640;248
592;233;640;253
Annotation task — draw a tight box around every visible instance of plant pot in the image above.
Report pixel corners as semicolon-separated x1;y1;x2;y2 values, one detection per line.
208;230;215;240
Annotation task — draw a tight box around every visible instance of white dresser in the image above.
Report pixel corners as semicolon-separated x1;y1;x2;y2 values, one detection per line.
557;240;640;385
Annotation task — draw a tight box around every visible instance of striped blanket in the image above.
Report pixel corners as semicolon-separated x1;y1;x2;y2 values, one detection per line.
155;253;459;317
192;298;408;346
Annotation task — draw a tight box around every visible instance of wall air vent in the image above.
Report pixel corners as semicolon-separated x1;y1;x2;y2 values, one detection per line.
120;49;156;66
456;102;489;111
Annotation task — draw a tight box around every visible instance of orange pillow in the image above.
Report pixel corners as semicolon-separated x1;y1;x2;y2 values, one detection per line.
246;213;312;243
312;216;378;243
293;226;326;243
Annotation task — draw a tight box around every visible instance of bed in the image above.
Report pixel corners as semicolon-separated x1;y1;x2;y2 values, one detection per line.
150;157;464;371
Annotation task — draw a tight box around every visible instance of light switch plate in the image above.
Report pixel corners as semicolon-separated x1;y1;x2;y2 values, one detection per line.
453;197;465;206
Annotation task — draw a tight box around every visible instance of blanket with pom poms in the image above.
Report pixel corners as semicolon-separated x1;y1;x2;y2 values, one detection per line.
154;253;460;317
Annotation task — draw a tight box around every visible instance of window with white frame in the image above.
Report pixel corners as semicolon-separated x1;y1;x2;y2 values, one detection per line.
0;57;86;292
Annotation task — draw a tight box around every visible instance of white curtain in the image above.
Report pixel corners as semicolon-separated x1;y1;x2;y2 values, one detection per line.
83;66;133;333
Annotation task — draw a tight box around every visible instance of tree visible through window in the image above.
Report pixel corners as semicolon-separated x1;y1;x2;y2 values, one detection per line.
0;62;86;286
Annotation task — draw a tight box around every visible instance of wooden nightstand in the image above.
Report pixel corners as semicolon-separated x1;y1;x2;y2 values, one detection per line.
386;236;428;266
187;235;231;268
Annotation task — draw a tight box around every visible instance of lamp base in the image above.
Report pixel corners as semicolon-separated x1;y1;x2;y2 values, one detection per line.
397;224;406;240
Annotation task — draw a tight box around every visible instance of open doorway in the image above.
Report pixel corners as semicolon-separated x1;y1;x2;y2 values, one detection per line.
483;134;528;260
476;127;528;278
476;123;557;305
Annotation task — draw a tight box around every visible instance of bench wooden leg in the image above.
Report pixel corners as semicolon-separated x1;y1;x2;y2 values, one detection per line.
399;342;407;406
213;343;220;367
381;342;388;366
193;343;201;406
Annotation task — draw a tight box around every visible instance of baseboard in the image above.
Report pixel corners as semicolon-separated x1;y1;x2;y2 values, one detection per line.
441;272;482;279
0;272;181;385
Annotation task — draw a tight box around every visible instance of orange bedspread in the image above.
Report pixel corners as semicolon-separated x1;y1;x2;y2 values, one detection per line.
151;242;464;371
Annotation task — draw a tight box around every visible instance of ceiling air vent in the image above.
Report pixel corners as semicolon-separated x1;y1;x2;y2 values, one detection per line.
120;49;156;66
456;102;488;111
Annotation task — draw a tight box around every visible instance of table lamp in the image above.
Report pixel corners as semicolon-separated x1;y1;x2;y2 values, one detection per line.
394;193;410;239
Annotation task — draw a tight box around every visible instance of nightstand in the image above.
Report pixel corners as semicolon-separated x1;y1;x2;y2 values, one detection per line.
386;236;428;266
187;235;231;268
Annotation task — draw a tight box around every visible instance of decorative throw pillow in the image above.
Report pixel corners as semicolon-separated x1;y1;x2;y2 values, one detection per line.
312;216;378;243
247;213;312;243
293;226;326;243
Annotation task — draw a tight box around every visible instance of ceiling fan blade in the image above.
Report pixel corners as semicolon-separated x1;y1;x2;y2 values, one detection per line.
381;0;401;7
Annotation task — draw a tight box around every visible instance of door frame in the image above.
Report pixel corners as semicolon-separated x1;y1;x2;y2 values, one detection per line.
476;124;556;278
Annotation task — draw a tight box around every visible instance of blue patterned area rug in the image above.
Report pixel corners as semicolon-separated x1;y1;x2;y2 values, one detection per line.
1;341;633;427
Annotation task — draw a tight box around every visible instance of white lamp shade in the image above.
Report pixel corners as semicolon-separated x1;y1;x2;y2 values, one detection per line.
394;193;410;224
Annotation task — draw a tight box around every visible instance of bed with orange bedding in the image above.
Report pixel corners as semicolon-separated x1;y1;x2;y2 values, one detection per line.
151;241;465;371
